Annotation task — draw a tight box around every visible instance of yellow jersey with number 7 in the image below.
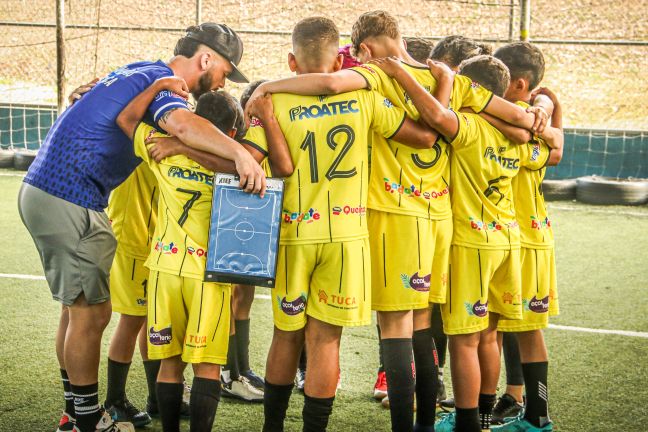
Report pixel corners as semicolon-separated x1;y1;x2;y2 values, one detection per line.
242;90;407;245
133;122;214;280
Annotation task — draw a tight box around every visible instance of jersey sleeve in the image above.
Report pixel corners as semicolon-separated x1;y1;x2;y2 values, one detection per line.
241;118;269;158
350;64;385;94
448;111;479;149
367;91;407;139
147;89;189;127
519;139;551;170
453;74;494;113
133;122;156;164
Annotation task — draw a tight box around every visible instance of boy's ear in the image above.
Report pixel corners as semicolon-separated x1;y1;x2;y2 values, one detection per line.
228;128;237;139
288;53;298;72
514;77;528;93
332;53;344;72
359;42;371;60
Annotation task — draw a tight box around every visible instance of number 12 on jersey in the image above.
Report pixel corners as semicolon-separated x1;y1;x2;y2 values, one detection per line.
299;125;357;183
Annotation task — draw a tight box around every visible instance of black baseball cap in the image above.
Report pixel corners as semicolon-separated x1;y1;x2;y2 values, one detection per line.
185;23;249;83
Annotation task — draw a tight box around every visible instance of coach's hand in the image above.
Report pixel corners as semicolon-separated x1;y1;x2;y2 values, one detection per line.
236;151;267;198
68;78;99;105
146;135;184;162
369;56;404;78
153;76;190;100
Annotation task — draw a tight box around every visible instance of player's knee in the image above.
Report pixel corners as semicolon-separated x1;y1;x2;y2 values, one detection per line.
305;318;342;345
272;326;304;345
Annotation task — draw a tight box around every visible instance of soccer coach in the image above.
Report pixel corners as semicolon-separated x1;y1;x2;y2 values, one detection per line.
17;23;264;432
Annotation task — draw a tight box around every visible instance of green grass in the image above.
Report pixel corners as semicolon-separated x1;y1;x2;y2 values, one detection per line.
1;170;647;431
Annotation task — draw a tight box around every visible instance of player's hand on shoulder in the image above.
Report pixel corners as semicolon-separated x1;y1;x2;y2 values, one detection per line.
525;105;549;134
68;78;99;105
426;59;454;83
246;94;274;123
236;152;267;198
531;87;560;108
244;83;270;128
153;76;189;100
146;135;184;162
369;56;404;78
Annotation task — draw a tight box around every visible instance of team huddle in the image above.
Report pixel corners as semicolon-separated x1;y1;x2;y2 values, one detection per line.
18;9;564;432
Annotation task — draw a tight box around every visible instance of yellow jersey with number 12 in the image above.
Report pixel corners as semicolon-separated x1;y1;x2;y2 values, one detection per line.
133;122;214;280
242;90;407;245
350;62;493;220
107;162;158;259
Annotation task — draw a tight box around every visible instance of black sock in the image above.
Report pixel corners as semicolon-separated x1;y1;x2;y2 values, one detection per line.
383;338;415;432
224;334;240;382
60;369;75;417
522;361;550;427
235;319;251;372
105;358;131;405
412;328;438;428
431;304;447;368
302;393;334;432
479;393;497;429
299;348;307;370
503;333;524;386
455;407;480;432
189;377;221;432
157;382;184;432
143;360;161;404
71;383;101;432
263;381;294;432
376;325;385;373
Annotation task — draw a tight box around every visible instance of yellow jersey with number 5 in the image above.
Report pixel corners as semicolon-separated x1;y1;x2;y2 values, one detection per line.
133;122;214;280
350;62;493;220
242;90;407;245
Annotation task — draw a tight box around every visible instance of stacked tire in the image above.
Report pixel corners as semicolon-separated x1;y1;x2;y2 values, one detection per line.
542;179;577;201
0;148;38;171
575;176;648;206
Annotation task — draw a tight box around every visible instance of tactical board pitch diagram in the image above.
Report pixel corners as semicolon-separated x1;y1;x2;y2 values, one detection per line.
205;173;284;287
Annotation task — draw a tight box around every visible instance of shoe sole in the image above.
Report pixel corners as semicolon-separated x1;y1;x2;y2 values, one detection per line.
373;390;387;400
221;390;263;403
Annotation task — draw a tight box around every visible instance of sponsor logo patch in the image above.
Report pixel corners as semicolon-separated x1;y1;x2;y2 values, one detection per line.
149;325;172;345
400;272;431;292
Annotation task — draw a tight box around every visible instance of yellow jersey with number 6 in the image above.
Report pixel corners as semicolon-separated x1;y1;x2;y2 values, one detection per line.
242;90;407;245
350;62;493;220
133;122;214;280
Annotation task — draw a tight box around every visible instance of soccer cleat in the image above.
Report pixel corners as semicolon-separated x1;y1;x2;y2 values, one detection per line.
437;376;447;404
381;395;417;411
105;399;151;428
434;411;456;432
295;367;306;392
146;397;190;419
73;410;135;432
492;394;524;425
491;417;553;432
373;370;388;400
221;376;264;402
439;397;455;412
240;369;264;392
56;412;75;432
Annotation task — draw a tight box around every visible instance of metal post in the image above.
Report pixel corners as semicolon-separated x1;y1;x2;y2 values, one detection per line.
196;0;202;25
508;0;515;42
56;0;66;114
520;0;531;41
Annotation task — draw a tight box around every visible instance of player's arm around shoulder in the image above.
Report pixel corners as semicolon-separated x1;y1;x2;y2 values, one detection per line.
245;94;294;177
475;110;533;145
533;88;564;165
371;56;458;141
116;76;189;140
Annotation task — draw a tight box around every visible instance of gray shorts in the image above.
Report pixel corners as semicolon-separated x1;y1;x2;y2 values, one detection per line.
18;183;117;305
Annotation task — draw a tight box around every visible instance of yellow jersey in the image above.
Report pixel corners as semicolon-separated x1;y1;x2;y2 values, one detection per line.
107;162;158;259
449;112;546;250
133;122;214;280
512;102;553;249
242;90;407;245
351;62;493;219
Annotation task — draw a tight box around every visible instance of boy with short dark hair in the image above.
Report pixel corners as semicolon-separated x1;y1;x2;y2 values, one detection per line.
491;42;563;432
245;10;549;432
242;16;438;432
430;35;492;71
404;37;434;63
369;54;553;432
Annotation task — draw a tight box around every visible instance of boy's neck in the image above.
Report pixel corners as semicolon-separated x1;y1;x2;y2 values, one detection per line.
506;91;532;105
